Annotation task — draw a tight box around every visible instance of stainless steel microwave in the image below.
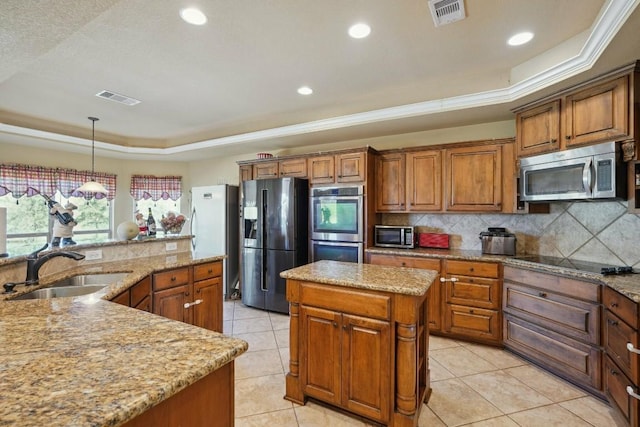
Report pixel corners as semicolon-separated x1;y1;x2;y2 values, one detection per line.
374;225;415;248
520;141;627;202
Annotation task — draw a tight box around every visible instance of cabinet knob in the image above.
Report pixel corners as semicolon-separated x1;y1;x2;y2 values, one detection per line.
343;324;348;330
469;267;474;272
185;291;190;296
565;135;571;140
538;292;547;298
469;309;475;314
611;369;619;376
207;269;213;274
171;276;176;281
333;322;338;327
610;302;619;308
551;138;557;143
401;262;406;266
608;319;619;326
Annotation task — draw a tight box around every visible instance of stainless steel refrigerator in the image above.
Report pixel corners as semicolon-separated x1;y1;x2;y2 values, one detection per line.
190;185;239;299
241;178;308;314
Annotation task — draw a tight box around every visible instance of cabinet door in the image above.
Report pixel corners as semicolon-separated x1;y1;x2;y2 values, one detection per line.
302;305;341;405
565;75;629;147
111;290;130;306
375;153;405;212
253;161;279;179
516;100;561;157
605;355;638;427
130;276;151;307
239;165;253;181
309;156;335;184
445;144;502;211
153;284;191;324
406;150;442;211
336;152;366;183
134;295;152;312
192;277;222;332
279;158;307;178
604;310;638;381
342;314;390;423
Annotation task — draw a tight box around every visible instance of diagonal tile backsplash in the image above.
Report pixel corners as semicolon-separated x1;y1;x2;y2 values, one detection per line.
382;201;640;268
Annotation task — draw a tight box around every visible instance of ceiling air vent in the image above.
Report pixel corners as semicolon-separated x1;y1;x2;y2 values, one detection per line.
428;0;466;27
95;90;141;106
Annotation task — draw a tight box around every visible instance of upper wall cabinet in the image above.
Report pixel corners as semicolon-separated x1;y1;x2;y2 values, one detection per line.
279;158;307;178
514;61;639;158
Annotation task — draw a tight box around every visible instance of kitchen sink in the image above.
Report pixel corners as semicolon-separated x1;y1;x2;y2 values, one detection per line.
48;272;131;288
12;285;108;300
10;272;131;300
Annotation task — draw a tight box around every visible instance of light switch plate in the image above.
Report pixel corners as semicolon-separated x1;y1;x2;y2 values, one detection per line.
165;242;178;251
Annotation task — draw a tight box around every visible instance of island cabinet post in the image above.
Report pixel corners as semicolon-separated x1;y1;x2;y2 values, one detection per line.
284;277;431;426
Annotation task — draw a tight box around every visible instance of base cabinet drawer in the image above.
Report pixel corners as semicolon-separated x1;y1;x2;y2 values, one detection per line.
605;355;639;427
604;310;639;379
504;314;602;394
444;304;501;343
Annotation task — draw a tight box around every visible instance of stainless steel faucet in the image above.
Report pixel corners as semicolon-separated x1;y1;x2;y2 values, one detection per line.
25;244;86;285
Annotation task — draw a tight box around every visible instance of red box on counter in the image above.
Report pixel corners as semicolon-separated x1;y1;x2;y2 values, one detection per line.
417;233;449;249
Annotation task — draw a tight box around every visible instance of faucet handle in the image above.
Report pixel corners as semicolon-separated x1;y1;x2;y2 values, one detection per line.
27;243;50;259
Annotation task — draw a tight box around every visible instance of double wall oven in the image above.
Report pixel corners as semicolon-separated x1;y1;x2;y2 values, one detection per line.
310;185;363;263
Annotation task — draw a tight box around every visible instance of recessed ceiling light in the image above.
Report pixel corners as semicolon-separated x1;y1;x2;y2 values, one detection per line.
180;8;207;25
297;86;313;95
348;23;371;39
508;32;534;46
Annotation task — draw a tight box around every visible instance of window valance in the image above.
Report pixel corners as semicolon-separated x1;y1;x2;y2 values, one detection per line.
130;175;182;201
0;163;116;200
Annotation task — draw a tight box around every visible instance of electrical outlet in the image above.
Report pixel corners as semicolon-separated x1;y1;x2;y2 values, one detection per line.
166;255;177;263
84;250;102;260
165;242;178;251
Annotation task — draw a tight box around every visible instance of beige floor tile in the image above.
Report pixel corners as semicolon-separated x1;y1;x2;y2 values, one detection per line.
235;408;299;427
417;404;446;426
223;320;233;335
504;365;586;402
223;301;235;320
274;328;290;348
429;357;455;382
560;396;620;427
463;343;528;369
508;404;592;426
279;347;290;373
427;378;502;426
270;312;291;330
234;330;278;352
462;370;552;414
234;303;271;320
430;346;500;377
464;416;520;426
233;317;273;334
235;373;293;418
429;335;464;350
294;401;369;426
235;349;285;379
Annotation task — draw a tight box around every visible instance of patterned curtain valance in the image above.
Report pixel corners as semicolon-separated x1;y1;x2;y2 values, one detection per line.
130;175;182;201
0;163;116;200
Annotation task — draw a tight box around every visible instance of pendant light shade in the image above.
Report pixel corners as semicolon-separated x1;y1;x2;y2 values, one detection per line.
77;117;108;195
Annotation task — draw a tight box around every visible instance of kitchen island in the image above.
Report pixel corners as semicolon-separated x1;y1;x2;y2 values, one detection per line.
0;249;248;427
281;260;437;427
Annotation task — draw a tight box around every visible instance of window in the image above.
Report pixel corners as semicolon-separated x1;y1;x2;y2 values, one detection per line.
130;175;183;234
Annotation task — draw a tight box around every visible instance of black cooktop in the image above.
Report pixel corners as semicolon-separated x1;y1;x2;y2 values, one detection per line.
512;255;635;275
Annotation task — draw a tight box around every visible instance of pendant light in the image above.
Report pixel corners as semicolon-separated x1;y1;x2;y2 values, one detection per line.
76;117;108;195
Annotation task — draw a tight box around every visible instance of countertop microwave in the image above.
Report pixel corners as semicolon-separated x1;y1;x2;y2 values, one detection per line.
374;225;414;249
520;141;626;202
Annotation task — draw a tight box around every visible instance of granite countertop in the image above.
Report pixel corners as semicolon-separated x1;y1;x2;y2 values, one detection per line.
0;253;248;427
280;260;437;296
366;247;640;303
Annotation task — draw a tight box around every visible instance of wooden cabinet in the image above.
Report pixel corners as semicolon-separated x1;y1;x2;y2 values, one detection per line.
444;144;503;212
503;266;603;396
603;286;640;426
110;276;152;312
376;150;442;212
239;164;253;181
152;262;223;332
285;279;429;426
565;75;629;148
253;161;279;179
335;151;367;183
442;260;502;344
366;253;442;332
514;62;639;157
516;100;561;157
308;155;335;184
279;158;307;178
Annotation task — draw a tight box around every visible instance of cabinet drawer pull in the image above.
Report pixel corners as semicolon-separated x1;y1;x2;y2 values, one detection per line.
611;369;619;376
469;309;474;314
183;299;203;309
610;302;619;308
439;277;459;283
171;276;177;281
608;319;619;326
469;268;474;272
538;292;547;298
627;343;640;355
627;386;640;401
207;269;213;274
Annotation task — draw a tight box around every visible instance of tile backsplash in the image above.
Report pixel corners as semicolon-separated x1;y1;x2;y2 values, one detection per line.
382;201;640;268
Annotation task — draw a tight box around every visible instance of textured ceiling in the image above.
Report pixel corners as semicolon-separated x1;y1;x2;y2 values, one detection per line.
1;0;639;160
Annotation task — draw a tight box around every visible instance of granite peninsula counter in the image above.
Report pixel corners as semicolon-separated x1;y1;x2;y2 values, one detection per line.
0;251;248;427
281;260;437;427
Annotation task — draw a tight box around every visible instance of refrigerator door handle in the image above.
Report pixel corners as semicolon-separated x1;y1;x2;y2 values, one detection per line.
190;207;197;251
261;188;268;292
